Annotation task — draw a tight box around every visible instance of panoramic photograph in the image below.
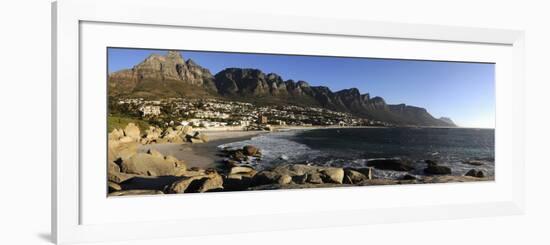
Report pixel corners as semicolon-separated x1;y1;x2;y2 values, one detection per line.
106;48;495;196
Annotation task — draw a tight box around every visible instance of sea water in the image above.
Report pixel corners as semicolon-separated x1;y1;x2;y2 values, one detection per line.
218;127;495;179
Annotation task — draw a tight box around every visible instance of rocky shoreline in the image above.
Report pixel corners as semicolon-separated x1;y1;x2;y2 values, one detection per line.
108;123;493;196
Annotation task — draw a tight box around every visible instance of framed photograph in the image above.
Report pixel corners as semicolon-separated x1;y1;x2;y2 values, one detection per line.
52;0;525;244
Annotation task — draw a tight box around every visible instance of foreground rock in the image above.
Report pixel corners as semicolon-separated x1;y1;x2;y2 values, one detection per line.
106;136;494;196
120;151;187;176
343;168;373;184
109;189;164;196
367;158;414;171
320;168;345;184
165;172;224;193
465;169;485;178
423;160;452;175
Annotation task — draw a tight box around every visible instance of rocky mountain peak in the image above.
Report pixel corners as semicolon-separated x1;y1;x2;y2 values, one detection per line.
109;55;456;127
297;81;310;88
336;88;361;97
185;58;199;67
166;51;184;62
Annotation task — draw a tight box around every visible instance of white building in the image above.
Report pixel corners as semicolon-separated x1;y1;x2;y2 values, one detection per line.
139;105;161;116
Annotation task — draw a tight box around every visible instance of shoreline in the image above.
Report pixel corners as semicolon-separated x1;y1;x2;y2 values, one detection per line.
138;130;267;169
108;123;494;196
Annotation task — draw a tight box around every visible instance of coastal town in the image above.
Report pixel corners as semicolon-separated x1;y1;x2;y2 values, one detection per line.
110;97;393;131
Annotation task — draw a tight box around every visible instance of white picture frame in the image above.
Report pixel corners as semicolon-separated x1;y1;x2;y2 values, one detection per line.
52;0;525;244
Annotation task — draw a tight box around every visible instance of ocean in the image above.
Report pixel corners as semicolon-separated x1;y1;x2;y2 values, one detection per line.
218;127;495;179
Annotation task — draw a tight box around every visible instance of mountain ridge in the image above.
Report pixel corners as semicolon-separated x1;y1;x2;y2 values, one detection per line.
108;51;456;127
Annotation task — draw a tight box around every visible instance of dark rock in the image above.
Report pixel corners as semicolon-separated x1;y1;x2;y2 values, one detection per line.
306;172;324;184
223;174;253;191
367;159;414;171
232;150;246;161
401;174;418;180
108;181;122;192
343;168;370;184
251;171;280;186
424;165;452;175
425;159;438;167
465;169;485;178
476;171;486;178
465;169;477;177
165;176;206;193
243;145;260;156
292;174;308;184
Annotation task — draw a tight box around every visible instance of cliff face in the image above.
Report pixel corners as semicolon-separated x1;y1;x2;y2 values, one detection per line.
109;50;456;127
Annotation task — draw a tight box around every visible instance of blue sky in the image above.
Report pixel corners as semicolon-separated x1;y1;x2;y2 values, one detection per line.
108;48;495;128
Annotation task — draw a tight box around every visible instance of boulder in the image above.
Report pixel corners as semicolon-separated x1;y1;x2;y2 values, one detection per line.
123;123;141;141
231;150;246;161
160;127;186;143
108;161;121;173
223;159;239;169
179;169;206;178
272;164;320;176
401;174;418;180
109;190;164;196
251;171;280;186
181;125;193;135
166;176;206;193
198;174;224;192
223;174;253;191
147;149;164;158
230;166;256;175
465;169;485;178
108;181;122;192
320;168;344;184
306;172;324;184
108;128;124;141
109;142;140;163
425;159;438;167
353;167;373;180
476;171;486;178
424;165;452;175
121;152;187;176
162;127;178;139
165;155;186;169
188;137;204;144
343;169;369;184
142;126;162;144
118;136;135;143
108;171;135;183
243;145;259;156
367;159;414;171
292;174;308;184
277;174;293;185
194;132;209;142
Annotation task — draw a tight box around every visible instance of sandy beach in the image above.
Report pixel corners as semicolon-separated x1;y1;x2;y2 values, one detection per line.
138;130;266;169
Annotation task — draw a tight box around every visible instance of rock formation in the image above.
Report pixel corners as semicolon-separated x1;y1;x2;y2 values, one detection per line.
106;123;492;196
108;50;456;127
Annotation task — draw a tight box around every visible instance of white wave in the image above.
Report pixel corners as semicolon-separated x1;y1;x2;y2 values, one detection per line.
217;131;324;170
217;130;495;178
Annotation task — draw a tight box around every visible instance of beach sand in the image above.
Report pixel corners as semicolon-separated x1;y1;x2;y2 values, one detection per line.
138;130;266;169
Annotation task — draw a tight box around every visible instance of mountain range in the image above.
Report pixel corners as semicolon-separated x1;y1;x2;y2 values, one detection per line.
108;51;455;127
